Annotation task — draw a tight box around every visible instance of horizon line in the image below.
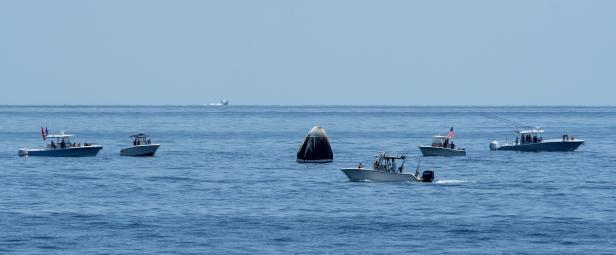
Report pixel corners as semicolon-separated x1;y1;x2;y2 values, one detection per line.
1;104;615;107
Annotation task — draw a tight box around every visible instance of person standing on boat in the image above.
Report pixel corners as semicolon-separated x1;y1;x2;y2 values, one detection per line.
515;137;519;145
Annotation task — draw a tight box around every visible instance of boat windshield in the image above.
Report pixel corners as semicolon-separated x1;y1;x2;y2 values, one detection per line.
373;153;405;173
431;136;456;149
131;133;152;145
47;136;78;149
516;129;545;144
43;131;92;149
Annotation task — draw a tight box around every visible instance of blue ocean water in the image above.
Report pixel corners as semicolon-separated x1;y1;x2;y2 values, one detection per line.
1;106;615;254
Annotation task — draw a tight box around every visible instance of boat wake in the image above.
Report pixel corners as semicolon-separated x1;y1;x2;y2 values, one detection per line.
434;179;468;185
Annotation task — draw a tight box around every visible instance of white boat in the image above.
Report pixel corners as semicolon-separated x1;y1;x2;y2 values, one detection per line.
207;100;229;106
419;134;466;157
340;153;434;182
120;133;160;156
490;129;584;152
18;131;102;157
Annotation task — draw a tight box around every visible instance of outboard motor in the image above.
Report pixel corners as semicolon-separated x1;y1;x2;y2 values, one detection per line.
421;170;434;183
489;141;499;151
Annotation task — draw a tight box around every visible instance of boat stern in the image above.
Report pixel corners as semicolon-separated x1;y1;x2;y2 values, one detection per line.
489;141;500;150
18;149;28;157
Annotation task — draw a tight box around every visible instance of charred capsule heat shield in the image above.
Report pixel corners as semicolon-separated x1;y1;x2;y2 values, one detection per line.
296;125;333;163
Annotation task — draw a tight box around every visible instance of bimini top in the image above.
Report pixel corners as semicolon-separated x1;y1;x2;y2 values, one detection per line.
432;135;452;139
518;129;544;134
375;152;405;160
129;133;148;138
46;131;73;138
431;135;452;143
432;135;451;139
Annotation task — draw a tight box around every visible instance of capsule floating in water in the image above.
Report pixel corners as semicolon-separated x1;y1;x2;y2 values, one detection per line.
296;125;333;163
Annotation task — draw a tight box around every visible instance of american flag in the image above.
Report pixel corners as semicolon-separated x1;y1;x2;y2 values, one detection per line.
447;127;455;138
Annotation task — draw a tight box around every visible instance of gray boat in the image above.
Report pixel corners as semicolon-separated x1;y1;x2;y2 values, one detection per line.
340;153;434;182
18;131;102;157
120;133;160;156
419;135;466;157
490;129;584;152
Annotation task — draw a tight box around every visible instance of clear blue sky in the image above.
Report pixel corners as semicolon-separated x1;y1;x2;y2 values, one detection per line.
1;0;614;105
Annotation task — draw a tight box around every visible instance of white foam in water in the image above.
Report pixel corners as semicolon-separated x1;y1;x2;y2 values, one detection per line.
434;180;468;185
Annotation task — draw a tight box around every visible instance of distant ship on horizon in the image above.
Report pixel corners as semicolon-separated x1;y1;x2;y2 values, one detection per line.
206;99;229;106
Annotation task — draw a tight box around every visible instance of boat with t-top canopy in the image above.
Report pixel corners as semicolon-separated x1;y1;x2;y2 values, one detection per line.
120;132;160;156
340;152;434;182
490;128;583;151
485;114;583;152
18;130;102;157
418;127;466;156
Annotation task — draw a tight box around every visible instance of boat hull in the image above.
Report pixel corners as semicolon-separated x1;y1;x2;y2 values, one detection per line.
20;146;103;157
495;140;584;152
120;144;160;156
418;146;466;156
340;168;420;182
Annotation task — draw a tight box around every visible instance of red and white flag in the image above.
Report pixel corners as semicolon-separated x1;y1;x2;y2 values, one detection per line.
447;127;455;138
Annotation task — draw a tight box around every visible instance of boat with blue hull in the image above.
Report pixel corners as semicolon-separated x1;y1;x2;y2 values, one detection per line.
18;131;102;157
485;114;584;152
490;129;584;152
419;130;466;157
120;133;160;156
419;145;466;156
